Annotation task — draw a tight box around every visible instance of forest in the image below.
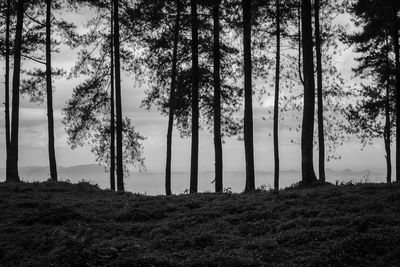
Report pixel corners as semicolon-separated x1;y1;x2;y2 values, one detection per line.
2;0;400;265
1;0;400;195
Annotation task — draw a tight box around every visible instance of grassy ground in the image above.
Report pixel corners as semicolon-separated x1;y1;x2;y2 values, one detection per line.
1;181;400;266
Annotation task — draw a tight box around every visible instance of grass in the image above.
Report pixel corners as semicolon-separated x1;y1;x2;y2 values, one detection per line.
1;181;400;266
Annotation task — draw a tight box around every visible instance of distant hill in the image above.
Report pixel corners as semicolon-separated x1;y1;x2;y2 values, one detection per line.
0;164;108;182
0;165;389;195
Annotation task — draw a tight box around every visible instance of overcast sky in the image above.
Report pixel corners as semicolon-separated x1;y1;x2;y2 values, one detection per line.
0;7;394;175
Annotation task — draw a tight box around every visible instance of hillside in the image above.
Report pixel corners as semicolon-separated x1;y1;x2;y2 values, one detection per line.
1;181;400;266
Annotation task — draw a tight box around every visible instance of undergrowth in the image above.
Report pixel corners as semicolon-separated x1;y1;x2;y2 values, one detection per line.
1;181;400;266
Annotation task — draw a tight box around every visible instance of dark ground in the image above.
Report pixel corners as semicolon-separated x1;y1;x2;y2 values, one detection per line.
1;181;400;266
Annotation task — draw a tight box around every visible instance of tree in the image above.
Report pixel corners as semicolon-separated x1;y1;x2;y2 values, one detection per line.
165;0;182;196
314;0;325;182
190;0;199;193
4;0;11;182
273;0;280;191
46;0;58;181
110;0;115;191
300;0;317;185
10;0;25;182
213;0;223;193
114;0;124;191
393;4;400;183
63;0;145;189
346;0;397;183
243;0;255;192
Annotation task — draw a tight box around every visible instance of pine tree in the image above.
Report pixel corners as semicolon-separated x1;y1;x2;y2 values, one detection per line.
10;0;25;182
190;0;199;194
165;0;182;195
243;0;255;192
213;0;223;193
300;0;317;185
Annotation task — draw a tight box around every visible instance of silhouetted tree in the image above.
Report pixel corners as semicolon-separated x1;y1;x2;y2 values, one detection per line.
10;0;25;182
393;5;400;183
273;0;280;191
4;0;11;182
63;0;145;184
346;0;397;183
114;0;124;191
213;0;223;193
301;0;317;185
190;0;199;193
109;0;115;191
46;0;57;181
315;0;325;182
243;0;255;192
165;0;182;196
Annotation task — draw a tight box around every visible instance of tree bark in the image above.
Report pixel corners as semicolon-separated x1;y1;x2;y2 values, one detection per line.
110;0;115;191
393;10;400;183
314;0;325;183
166;0;181;196
213;0;223;193
243;0;255;192
273;0;280;192
10;0;25;182
301;0;317;185
114;0;124;191
190;0;199;194
5;0;11;182
46;0;58;181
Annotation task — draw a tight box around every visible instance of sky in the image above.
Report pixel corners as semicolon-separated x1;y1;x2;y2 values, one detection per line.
0;6;395;177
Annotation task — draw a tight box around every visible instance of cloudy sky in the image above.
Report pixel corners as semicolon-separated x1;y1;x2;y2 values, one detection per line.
0;7;393;176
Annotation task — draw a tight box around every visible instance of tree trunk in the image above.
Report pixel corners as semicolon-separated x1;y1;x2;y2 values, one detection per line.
190;0;199;194
243;0;255;192
110;0;115;191
385;78;392;184
166;0;181;196
114;0;124;191
314;0;325;183
213;0;223;193
273;0;280;192
393;10;400;183
301;0;317;185
5;0;11;182
385;33;392;184
10;0;24;182
46;0;57;181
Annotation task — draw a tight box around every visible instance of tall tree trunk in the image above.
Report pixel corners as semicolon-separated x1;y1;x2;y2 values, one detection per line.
273;0;280;192
5;0;11;182
384;34;392;184
385;77;392;184
301;0;317;185
243;0;255;192
394;10;400;183
190;0;199;194
114;0;124;191
166;0;181;196
10;0;24;182
213;0;223;193
314;0;325;183
110;0;115;191
46;0;57;181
